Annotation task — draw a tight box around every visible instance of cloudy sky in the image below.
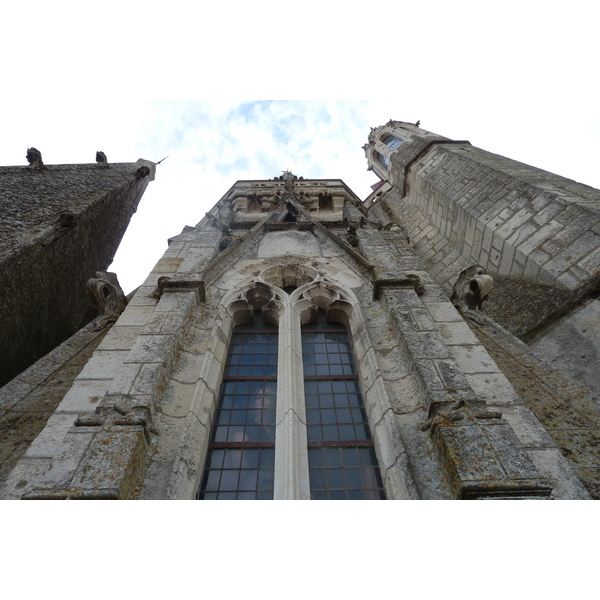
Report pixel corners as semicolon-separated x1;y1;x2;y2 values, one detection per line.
3;2;599;294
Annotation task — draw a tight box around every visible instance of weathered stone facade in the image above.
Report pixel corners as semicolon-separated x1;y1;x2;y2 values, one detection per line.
1;124;598;499
0;157;155;387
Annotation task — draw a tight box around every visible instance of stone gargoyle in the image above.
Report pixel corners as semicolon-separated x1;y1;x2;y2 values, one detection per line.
87;271;127;330
451;265;494;312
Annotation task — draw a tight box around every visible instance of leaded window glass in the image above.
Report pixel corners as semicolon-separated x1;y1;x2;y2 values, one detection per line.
377;152;389;168
198;313;277;499
382;135;403;150
302;311;386;500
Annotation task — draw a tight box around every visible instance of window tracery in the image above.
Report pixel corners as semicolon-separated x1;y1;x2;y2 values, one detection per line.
197;272;386;500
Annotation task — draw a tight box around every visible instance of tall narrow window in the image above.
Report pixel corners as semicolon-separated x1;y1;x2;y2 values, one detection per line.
198;313;278;499
376;152;389;168
302;310;386;499
318;192;333;211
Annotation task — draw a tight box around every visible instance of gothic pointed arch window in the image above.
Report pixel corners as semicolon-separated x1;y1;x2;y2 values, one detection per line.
302;309;386;499
376;151;389;169
197;311;278;499
382;134;403;150
197;275;387;500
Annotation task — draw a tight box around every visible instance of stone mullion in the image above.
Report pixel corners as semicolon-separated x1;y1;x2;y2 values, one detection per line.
273;303;310;500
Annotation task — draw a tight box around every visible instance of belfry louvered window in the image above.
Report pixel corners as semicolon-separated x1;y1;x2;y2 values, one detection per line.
302;310;386;500
197;313;277;499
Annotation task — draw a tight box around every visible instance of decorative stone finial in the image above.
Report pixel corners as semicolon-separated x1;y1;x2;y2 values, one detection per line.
96;151;108;168
26;147;45;170
283;170;296;193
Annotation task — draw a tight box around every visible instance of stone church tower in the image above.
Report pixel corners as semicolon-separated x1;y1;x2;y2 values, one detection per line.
1;122;599;499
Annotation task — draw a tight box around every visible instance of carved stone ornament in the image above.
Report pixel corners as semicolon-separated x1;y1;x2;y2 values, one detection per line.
451;265;494;312
26;147;45;170
86;271;127;330
135;166;150;179
96;151;108;168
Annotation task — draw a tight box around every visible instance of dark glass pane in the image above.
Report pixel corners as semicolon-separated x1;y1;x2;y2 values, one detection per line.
351;408;364;422
332;380;347;393
305;395;318;409
308;448;323;468
342;448;360;467
227;426;244;442
209;449;225;469
238;491;256;500
243;449;259;468
310;468;326;489
307;425;322;441
359;448;377;465
317;381;332;393
220;470;239;491
205;470;220;491
230;410;245;425
262;410;276;426
319;394;334;408
345;468;363;489
327;468;345;489
223;449;242;469
322;425;338;440
257;468;274;491
329;364;344;376
329;490;347;500
338;424;355;440
213;427;227;442
324;448;342;467
239;469;258;490
337;408;352;423
321;409;336;424
247;409;261;424
259;448;275;468
244;425;260;442
307;409;319;425
333;392;349;408
257;491;273;500
348;489;367;500
354;424;370;439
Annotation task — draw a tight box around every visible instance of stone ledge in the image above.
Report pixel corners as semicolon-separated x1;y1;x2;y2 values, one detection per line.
373;275;424;300
153;275;206;303
21;487;120;500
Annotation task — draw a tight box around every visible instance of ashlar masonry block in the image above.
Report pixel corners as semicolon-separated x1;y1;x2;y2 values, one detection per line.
435;419;552;499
